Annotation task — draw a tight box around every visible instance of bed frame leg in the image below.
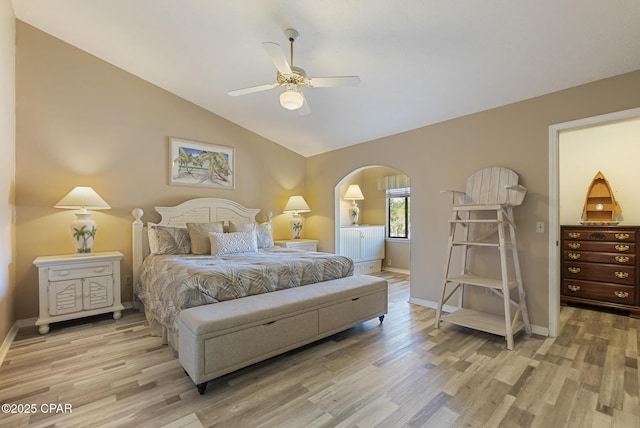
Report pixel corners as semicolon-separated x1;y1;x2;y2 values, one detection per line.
197;383;207;395
379;315;385;323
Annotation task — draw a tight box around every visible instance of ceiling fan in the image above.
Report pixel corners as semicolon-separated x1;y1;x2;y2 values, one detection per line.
228;29;360;115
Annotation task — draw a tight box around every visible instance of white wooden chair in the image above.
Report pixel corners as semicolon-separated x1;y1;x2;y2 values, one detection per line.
436;167;531;350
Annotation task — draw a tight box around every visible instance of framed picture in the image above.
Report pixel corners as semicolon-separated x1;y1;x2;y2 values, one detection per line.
169;137;235;189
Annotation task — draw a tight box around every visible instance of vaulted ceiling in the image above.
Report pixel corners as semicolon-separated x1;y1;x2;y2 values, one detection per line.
11;0;640;156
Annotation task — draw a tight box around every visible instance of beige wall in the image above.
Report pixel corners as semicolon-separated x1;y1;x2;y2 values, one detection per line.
14;22;306;320
559;117;640;224
307;70;640;329
0;4;16;341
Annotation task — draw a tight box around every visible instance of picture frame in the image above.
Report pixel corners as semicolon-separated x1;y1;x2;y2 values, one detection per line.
169;137;235;189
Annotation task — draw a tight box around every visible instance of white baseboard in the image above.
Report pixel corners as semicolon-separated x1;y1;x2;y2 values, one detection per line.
408;297;549;337
0;322;19;367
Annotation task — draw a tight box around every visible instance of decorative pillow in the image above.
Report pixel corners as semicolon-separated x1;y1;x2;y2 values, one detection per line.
256;222;274;248
229;221;255;233
147;222;160;254
209;230;258;256
187;222;224;255
148;224;191;255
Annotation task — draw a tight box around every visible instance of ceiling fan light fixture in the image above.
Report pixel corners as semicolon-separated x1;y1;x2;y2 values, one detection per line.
280;85;304;110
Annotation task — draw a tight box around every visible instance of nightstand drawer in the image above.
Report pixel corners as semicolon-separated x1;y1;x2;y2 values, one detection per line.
48;262;113;281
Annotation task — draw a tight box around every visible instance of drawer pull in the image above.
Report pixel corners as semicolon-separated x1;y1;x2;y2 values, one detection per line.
351;297;360;301
567;253;581;260
94;267;105;273
615;233;630;241
614;291;629;299
615;256;630;263
615;245;630;252
57;270;70;277
567;243;580;249
567;267;581;274
263;320;277;326
568;232;581;239
614;271;629;279
589;233;607;240
567;285;581;292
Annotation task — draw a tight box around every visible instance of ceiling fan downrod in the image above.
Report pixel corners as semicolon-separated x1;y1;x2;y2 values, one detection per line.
285;29;300;68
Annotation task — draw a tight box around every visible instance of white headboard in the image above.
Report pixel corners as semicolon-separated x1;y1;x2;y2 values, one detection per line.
131;198;269;299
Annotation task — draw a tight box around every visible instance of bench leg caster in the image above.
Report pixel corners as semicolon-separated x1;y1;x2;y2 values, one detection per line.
197;383;207;395
379;315;385;323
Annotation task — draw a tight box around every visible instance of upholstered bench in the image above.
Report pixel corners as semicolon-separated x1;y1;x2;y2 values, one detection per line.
177;274;388;394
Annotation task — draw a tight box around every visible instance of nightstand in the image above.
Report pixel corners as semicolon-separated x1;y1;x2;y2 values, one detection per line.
273;239;318;252
33;251;124;334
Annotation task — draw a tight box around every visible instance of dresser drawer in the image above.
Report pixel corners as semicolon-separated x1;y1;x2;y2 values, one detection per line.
563;241;635;253
563;250;635;265
563;262;635;285
563;229;636;242
48;262;113;281
562;279;635;305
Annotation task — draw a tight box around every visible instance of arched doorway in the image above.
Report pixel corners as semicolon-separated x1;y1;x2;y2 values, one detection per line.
335;166;411;275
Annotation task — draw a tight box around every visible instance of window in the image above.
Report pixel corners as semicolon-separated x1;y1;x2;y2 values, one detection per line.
387;187;410;239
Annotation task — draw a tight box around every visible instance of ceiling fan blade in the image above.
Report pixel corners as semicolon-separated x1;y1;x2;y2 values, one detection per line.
228;83;279;97
308;76;361;88
262;42;292;75
298;93;311;116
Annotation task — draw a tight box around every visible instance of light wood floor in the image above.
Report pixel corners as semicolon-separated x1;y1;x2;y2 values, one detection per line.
1;272;639;427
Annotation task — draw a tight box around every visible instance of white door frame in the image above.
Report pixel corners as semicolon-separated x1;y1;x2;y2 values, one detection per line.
548;107;640;336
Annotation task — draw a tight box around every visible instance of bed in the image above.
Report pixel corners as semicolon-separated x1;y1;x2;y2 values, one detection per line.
131;198;355;348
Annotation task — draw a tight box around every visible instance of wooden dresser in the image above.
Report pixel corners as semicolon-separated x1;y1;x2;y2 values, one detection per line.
561;225;640;317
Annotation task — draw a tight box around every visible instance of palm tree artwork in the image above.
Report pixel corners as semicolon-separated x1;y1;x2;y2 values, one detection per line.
173;144;233;187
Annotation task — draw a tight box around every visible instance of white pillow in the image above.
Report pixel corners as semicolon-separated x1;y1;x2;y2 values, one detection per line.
230;221;273;248
187;222;224;255
209;231;258;256
256;222;274;248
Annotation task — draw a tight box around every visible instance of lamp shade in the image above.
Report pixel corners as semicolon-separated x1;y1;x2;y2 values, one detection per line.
280;85;304;110
283;195;311;214
344;184;365;201
54;186;111;210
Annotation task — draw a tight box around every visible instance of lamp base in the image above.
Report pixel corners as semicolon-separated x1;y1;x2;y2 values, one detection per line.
350;202;360;226
290;216;303;239
70;212;97;254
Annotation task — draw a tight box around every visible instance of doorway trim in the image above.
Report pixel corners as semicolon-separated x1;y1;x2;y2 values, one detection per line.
548;107;640;337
